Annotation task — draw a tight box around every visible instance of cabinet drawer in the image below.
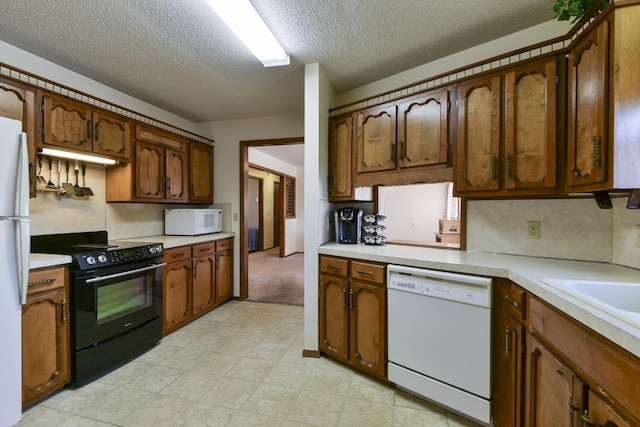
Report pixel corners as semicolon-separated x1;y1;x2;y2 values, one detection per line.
216;238;232;252
319;256;349;277
193;241;215;256
507;284;526;320
28;266;66;295
350;261;385;285
164;246;191;262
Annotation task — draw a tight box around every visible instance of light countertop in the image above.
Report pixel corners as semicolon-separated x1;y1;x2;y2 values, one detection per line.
116;232;234;249
319;242;640;358
29;233;235;269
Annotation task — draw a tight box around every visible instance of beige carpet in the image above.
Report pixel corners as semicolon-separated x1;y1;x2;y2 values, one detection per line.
247;247;304;305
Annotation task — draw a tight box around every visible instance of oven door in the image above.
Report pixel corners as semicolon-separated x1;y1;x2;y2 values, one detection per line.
72;258;165;350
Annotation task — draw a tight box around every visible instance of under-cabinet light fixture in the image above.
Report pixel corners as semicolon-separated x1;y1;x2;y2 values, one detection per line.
40;148;117;166
205;0;290;67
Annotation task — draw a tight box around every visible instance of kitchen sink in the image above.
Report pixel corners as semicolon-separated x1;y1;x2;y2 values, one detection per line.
542;279;640;328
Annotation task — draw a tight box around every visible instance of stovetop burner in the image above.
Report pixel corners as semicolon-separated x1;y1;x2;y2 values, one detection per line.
32;231;164;270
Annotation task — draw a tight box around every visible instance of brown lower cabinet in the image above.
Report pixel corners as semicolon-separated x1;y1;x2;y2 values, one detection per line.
163;238;233;335
22;266;70;406
318;255;387;380
492;279;638;426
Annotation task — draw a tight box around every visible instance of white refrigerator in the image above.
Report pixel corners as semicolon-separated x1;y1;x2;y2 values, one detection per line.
0;117;30;426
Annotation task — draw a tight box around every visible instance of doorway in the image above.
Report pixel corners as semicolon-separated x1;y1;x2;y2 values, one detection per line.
239;137;304;301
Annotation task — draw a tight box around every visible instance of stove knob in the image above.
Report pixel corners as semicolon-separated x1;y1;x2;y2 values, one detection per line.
86;256;96;265
155;244;163;253
98;254;107;263
149;246;156;254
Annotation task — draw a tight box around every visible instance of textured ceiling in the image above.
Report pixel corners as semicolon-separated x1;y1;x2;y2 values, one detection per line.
0;0;556;123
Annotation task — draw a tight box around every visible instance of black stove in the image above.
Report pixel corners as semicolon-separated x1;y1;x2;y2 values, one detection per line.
32;230;165;386
31;231;164;270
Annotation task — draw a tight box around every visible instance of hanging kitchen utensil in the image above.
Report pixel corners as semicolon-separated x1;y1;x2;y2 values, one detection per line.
62;160;74;195
73;161;84;196
47;157;57;189
80;162;94;196
57;159;63;190
37;155;47;185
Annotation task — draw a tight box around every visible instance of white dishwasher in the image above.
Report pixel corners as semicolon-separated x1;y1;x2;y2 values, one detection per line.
387;265;492;425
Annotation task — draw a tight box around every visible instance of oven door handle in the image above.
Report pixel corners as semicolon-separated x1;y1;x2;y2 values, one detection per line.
85;262;167;283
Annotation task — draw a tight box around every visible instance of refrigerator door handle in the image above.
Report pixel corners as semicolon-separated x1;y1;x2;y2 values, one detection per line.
16;218;30;305
17;132;29;217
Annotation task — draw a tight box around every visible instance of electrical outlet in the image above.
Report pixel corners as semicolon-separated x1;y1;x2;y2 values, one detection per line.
233;212;239;222
527;221;541;239
636;225;640;248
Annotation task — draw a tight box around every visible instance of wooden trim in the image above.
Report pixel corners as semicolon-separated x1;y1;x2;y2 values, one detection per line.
302;349;321;358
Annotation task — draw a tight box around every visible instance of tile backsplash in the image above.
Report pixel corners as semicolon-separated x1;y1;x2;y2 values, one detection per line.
467;196;640;270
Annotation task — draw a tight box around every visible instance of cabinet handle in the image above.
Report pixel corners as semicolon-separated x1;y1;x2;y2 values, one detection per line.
171;252;185;259
504;294;520;309
390;143;395;162
198;247;212;252
491;156;498;180
593;135;601;167
398;141;404;160
61;298;67;323
95;122;100;141
349;289;354;310
505;326;511;356
166;176;172;192
569;395;580;427
342;288;347;308
356;270;375;277
325;264;341;271
581;411;593;427
28;277;57;288
87;120;93;139
506;154;512;179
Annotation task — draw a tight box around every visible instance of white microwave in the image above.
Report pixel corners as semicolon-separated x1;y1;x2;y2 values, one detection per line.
164;209;222;235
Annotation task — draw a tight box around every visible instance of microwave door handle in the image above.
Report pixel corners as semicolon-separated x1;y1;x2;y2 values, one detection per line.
85;263;167;284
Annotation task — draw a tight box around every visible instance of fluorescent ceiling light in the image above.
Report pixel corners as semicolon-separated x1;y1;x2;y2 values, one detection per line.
206;0;290;67
40;148;117;166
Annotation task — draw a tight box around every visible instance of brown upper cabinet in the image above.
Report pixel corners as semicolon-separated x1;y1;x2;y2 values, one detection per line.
455;56;561;197
567;5;640;192
0;77;37;198
397;89;450;171
106;125;213;204
355;104;397;177
40;92;131;163
189;140;214;204
328;114;354;200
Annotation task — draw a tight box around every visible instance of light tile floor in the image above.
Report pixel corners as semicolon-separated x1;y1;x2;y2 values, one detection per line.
19;301;482;426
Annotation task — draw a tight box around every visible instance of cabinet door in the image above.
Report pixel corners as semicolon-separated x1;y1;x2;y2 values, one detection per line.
0;78;37;198
397;89;449;169
189;141;214;203
165;147;188;201
22;288;70;405
135;141;165;199
356;105;396;174
192;254;215;316
584;389;632;427
215;250;233;305
42;95;92;152
526;334;587;427
328;115;353;200
349;281;386;378
319;274;349;361
163;260;191;334
504;59;557;192
567;19;608;191
492;280;526;427
456;76;501;192
92;111;131;162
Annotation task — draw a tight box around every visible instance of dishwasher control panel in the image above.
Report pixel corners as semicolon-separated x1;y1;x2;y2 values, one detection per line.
388;265;491;307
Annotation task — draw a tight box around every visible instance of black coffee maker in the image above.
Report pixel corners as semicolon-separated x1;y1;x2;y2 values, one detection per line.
335;208;363;244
